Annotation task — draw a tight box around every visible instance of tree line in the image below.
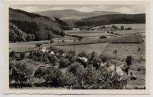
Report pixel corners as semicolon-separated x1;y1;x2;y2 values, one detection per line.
9;20;65;42
74;14;145;27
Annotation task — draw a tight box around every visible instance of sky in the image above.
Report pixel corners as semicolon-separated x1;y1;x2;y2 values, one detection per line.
10;5;146;14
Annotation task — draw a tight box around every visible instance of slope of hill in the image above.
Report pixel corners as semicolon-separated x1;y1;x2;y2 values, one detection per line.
9;8;64;42
74;14;145;27
36;9;121;20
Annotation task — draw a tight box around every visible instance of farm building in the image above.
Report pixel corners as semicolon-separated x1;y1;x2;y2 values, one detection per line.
72;28;80;31
104;27;115;31
80;26;91;30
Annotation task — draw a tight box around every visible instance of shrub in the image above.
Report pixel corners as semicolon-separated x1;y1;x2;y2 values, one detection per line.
125;27;132;30
81;66;126;89
34;67;64;87
69;50;76;54
60;31;65;37
48;55;59;66
110;32;114;34
81;66;99;89
112;25;118;30
63;72;78;89
44;67;64;87
20;52;25;59
64;62;86;89
43;54;50;64
10;61;35;81
50;39;54;44
36;43;42;47
68;62;86;76
78;38;82;41
126;55;133;66
62;40;65;42
67;50;76;56
99;54;109;63
65;50;76;63
78;51;87;57
114;33;119;35
49;45;56;51
120;26;124;30
92;57;101;69
88;51;97;62
57;49;64;55
59;58;70;68
64;64;127;89
34;67;46;78
9;51;15;57
100;36;107;39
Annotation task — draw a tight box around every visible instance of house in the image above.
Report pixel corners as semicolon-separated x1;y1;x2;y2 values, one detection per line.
72;28;80;31
80;26;91;30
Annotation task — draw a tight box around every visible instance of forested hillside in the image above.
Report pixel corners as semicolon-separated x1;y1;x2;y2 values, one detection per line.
9;8;64;42
74;14;145;27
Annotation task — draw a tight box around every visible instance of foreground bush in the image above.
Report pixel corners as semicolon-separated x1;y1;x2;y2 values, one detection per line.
9;51;15;57
100;36;107;39
59;58;71;68
9;48;128;89
34;67;64;87
78;51;87;57
64;62;86;88
99;54;109;63
48;55;59;66
64;64;126;89
35;43;42;47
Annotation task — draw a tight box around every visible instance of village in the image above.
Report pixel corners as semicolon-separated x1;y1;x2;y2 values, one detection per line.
9;23;145;89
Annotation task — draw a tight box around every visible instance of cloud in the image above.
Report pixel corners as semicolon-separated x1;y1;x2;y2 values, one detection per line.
115;7;134;14
49;7;70;10
21;6;39;12
75;5;107;12
20;6;50;12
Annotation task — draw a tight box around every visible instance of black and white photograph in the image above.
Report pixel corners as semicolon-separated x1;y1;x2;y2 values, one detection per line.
6;0;149;94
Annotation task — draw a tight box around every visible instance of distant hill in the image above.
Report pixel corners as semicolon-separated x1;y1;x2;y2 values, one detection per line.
74;14;145;27
9;8;64;42
36;9;121;20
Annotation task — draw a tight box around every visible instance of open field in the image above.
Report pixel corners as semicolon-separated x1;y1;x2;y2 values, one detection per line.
9;41;49;52
55;43;145;60
9;39;74;52
126;61;145;89
10;38;145;60
9;23;146;89
65;24;145;39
